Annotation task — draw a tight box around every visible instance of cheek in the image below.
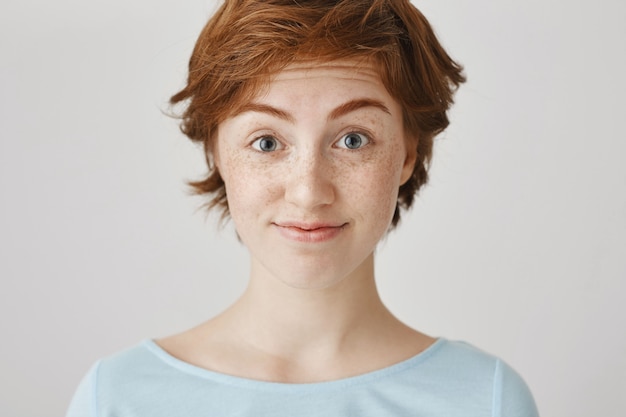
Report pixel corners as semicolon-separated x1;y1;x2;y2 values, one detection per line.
220;152;281;225
367;169;401;221
345;148;405;222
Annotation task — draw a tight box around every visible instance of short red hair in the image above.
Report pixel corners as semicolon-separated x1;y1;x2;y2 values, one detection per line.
171;0;465;227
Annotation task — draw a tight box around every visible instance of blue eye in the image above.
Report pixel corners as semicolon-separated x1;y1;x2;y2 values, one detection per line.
251;136;280;152
337;132;369;150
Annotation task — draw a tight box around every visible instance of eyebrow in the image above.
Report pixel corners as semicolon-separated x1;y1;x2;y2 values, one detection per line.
327;98;391;121
236;103;295;123
235;98;391;123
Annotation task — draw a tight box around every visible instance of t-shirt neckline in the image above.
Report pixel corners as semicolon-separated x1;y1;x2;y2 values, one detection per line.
142;337;446;392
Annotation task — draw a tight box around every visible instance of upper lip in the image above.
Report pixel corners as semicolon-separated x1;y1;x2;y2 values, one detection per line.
273;221;346;230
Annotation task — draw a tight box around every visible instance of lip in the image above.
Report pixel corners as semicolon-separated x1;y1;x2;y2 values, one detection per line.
272;221;347;243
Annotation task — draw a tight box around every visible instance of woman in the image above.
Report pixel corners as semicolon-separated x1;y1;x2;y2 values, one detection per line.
67;1;539;415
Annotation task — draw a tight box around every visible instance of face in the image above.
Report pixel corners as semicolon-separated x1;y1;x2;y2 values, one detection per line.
215;61;416;290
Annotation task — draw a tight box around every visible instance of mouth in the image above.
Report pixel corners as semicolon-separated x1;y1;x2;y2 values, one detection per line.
272;222;347;243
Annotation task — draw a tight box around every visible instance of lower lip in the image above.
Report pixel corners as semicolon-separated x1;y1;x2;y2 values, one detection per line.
274;224;346;243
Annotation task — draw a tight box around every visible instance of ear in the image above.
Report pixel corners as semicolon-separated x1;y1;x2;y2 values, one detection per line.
212;148;221;171
399;135;418;185
209;130;221;171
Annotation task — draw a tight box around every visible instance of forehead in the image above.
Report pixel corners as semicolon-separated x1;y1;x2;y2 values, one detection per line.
270;60;384;83
251;60;396;107
219;58;402;127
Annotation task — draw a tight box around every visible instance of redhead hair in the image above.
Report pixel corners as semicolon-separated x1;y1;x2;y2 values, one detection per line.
171;0;465;227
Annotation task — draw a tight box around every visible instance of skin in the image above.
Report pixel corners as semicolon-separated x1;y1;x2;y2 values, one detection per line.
158;60;435;383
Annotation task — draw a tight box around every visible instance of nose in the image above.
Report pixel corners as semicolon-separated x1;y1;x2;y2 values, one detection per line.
284;149;335;210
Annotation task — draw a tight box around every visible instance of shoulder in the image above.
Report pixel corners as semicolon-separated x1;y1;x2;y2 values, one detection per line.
66;360;100;417
97;340;164;378
66;340;183;417
492;356;540;417
413;339;504;381
95;340;196;397
421;339;539;417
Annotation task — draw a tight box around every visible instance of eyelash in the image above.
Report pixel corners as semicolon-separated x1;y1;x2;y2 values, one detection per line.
250;131;372;153
250;135;283;152
335;132;371;150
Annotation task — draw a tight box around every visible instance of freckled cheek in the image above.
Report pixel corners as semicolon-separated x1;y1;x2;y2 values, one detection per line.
367;170;401;211
221;155;284;221
342;153;404;222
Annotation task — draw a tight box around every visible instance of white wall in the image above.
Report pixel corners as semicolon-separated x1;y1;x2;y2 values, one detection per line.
1;1;624;416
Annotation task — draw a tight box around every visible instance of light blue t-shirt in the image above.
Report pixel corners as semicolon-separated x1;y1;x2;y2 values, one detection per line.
67;339;539;417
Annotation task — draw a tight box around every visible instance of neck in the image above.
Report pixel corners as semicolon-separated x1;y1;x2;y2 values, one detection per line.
174;252;433;383
228;253;392;359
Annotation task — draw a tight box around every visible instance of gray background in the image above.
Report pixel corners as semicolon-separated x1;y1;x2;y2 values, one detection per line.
1;0;625;416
